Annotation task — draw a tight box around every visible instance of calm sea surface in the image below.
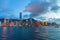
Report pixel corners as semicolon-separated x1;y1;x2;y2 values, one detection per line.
0;26;60;40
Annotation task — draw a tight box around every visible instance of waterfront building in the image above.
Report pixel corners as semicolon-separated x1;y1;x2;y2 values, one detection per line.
30;18;33;26
19;21;23;26
44;22;48;26
4;18;7;24
2;18;7;27
41;22;44;26
10;21;14;27
19;12;23;26
6;19;10;26
0;21;2;26
15;21;19;26
13;22;16;27
25;19;29;26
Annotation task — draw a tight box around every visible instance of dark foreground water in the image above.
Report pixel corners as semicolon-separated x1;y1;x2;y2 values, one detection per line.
0;26;60;40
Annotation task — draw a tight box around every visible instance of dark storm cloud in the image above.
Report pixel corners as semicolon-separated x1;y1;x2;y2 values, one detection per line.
24;0;60;17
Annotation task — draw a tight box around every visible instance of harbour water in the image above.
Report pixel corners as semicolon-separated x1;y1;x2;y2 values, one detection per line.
0;26;60;40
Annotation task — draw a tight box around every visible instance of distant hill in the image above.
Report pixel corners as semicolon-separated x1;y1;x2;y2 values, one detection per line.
0;18;37;23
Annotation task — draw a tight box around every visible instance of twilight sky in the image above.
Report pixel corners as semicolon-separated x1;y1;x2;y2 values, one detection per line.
0;0;60;20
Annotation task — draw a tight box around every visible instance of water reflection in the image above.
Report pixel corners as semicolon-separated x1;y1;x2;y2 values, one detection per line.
2;27;7;40
34;26;48;40
1;26;48;40
0;26;59;40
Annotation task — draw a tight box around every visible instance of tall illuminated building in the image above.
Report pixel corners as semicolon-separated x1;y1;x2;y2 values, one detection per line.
6;19;10;26
19;12;23;26
0;21;2;26
30;18;32;26
25;19;29;26
4;18;7;24
3;18;7;27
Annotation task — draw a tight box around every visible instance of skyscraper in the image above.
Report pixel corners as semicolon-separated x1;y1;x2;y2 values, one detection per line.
19;12;23;26
20;12;22;20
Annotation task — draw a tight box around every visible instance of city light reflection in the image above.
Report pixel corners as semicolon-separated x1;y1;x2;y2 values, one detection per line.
2;27;7;40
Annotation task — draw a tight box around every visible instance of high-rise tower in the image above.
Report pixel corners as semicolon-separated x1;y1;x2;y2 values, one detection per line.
20;12;22;20
19;12;23;26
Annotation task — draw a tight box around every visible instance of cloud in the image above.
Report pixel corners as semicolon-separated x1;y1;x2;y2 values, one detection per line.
0;8;12;13
0;7;17;19
51;5;60;12
43;11;60;18
25;0;50;15
24;0;60;17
